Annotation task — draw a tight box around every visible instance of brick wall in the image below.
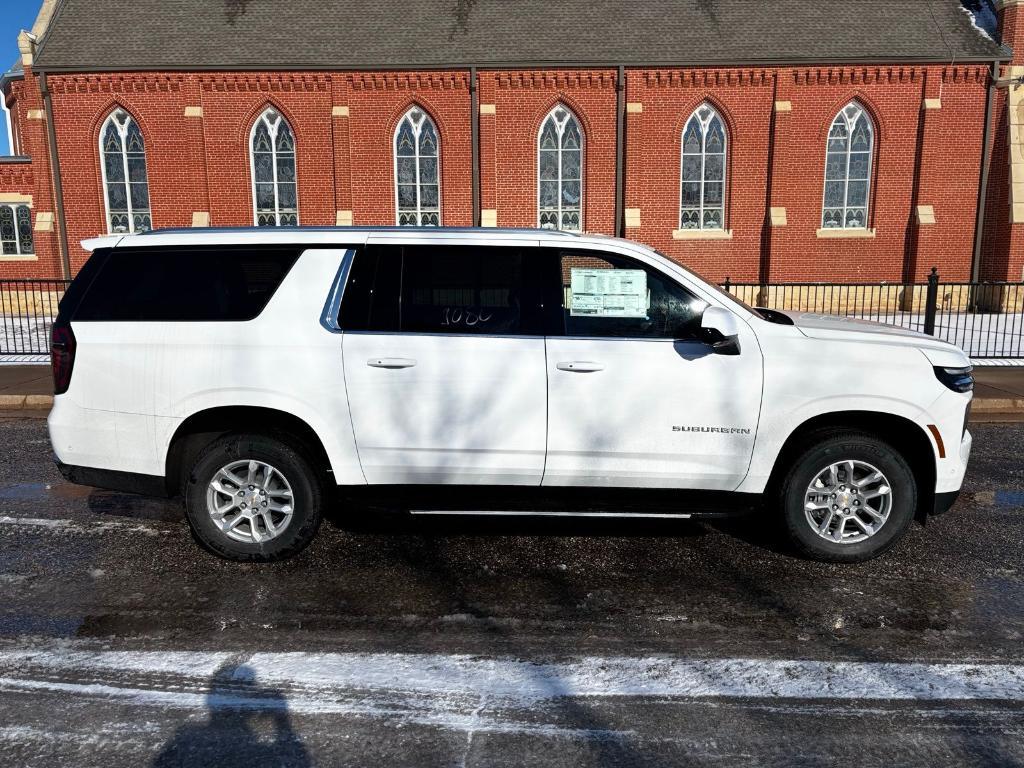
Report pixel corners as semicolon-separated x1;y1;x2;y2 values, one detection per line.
1;67;62;279
0;62;1015;283
979;0;1024;284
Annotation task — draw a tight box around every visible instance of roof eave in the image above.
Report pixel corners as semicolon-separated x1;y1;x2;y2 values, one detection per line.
0;67;25;99
32;50;1013;75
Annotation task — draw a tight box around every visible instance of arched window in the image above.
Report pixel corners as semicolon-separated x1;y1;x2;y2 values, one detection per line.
0;204;33;255
538;105;582;231
680;104;727;230
822;102;874;229
250;108;298;227
395;107;440;226
99;109;152;234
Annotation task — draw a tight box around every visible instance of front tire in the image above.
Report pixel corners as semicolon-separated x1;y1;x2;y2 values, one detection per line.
779;431;917;563
185;433;324;562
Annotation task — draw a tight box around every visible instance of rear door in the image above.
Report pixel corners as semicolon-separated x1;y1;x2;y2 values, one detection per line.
340;241;550;485
543;248;763;490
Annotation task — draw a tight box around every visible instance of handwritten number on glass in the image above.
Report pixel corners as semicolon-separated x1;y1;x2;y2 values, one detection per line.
441;307;493;328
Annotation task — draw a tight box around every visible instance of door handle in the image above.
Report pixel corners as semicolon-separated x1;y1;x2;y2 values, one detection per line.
556;361;604;373
367;358;417;369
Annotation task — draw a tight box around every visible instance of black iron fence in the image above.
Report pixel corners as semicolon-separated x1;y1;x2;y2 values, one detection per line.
723;269;1024;359
1;270;1023;359
0;279;68;357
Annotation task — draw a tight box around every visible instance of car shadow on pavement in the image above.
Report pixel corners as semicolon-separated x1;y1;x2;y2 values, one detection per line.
151;661;311;768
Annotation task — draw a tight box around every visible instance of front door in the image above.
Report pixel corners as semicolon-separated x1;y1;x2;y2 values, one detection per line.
341;243;549;485
543;248;763;490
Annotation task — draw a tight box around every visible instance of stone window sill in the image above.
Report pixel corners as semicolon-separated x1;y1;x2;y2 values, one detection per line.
0;254;38;261
672;228;733;240
816;227;876;239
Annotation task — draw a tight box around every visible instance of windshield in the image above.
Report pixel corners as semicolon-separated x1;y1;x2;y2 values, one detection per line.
652;249;763;318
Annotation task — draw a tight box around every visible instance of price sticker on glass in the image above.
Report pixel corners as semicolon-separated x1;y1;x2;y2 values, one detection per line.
569;268;649;318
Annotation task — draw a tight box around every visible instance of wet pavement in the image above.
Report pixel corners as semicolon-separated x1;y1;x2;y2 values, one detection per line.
0;417;1022;766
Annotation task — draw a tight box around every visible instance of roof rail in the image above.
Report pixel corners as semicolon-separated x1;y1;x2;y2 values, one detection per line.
138;225;583;237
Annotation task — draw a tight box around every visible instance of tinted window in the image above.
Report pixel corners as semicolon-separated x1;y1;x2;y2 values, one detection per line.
339;245;546;336
337;247;401;332
56;247;112;323
73;247;300;322
402;246;524;335
557;250;706;339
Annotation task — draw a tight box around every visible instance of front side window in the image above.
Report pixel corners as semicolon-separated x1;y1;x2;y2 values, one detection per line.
0;204;33;255
557;251;706;339
680;104;727;230
99;109;152;234
251;108;298;226
538;105;583;231
395;107;440;226
822;102;874;229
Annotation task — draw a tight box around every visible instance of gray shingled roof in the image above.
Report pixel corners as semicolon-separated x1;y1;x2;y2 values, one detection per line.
33;0;1007;71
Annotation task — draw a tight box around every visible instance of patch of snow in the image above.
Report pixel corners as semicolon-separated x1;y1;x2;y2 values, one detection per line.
0;515;169;536
0;315;52;357
1;649;1023;706
961;2;998;42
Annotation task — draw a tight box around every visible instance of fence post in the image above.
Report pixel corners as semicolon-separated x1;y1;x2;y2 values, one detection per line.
723;276;731;294
923;267;939;336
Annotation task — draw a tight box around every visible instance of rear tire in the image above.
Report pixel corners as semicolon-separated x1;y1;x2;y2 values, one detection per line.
184;433;323;562
778;431;917;563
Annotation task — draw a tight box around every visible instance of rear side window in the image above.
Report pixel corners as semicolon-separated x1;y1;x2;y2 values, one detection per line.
402;246;524;335
339;245;548;335
72;246;301;321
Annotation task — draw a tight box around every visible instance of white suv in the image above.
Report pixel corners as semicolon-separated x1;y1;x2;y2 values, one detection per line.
48;228;974;563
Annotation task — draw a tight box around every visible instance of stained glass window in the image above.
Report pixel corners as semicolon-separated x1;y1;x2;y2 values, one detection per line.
822;102;874;229
0;205;34;255
395;107;440;226
538;105;583;231
99;110;152;234
250;108;298;226
680;104;727;230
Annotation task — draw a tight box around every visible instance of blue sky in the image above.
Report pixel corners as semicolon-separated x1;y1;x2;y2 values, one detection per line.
1;0;42;155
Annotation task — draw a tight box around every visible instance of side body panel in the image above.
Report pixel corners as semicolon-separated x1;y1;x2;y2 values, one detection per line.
737;323;972;495
50;249;364;483
544;334;763;489
342;333;548;485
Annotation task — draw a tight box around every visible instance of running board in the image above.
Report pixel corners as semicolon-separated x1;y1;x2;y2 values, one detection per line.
409;510;693;519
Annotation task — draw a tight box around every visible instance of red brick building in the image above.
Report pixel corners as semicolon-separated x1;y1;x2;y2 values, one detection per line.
2;0;1023;285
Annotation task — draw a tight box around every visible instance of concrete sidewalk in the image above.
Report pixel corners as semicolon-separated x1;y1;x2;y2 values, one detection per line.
0;365;53;409
1;362;1022;413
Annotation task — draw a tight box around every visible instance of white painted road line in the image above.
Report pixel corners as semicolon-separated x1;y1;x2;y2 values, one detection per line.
1;650;1023;704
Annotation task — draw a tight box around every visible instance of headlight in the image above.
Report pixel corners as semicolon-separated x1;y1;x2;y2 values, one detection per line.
934;366;973;393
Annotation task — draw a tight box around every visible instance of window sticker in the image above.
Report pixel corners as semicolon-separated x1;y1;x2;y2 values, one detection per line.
569;268;648;317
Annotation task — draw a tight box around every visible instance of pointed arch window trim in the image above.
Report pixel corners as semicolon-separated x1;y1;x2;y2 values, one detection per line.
821;101;875;230
249;107;299;227
394;106;441;227
98;109;152;234
537;104;583;232
679;103;727;231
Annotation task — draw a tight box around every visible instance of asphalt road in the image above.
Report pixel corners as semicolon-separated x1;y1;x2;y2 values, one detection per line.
0;415;1022;767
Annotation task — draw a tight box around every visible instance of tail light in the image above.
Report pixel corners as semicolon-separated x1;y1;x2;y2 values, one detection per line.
51;322;76;395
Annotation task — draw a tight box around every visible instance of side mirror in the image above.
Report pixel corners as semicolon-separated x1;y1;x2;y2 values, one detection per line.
700;306;742;355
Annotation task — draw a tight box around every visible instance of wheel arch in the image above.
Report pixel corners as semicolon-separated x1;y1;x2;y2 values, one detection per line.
164;406;334;496
765;410;937;522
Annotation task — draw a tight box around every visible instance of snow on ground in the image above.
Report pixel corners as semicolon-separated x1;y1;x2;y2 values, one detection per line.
0;647;1023;732
0;315;52;357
